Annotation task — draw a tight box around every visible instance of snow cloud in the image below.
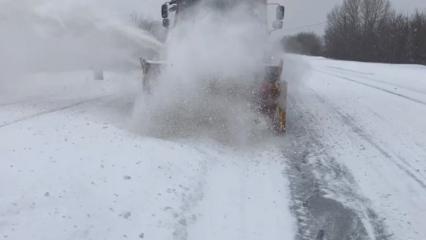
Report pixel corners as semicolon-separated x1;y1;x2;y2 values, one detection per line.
132;1;283;144
0;0;161;80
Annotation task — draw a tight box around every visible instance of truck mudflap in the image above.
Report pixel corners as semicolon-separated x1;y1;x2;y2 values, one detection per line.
277;80;288;134
274;105;287;134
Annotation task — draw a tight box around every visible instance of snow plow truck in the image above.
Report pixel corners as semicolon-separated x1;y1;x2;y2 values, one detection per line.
141;0;287;134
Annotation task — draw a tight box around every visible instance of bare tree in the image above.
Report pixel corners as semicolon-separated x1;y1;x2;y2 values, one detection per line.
325;1;363;60
410;11;426;64
284;32;323;56
359;0;392;60
324;0;426;64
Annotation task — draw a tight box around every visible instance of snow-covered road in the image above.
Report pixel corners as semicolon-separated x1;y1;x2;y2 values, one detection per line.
285;56;426;240
0;71;294;240
1;56;426;240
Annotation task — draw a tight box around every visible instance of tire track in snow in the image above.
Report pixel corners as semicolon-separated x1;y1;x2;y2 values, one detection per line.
0;94;65;109
283;95;390;240
0;99;32;108
169;146;212;240
0;95;109;129
183;146;293;240
325;66;426;97
311;89;426;191
326;66;375;76
314;69;426;106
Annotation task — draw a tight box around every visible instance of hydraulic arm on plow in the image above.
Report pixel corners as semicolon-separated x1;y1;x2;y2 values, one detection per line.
141;0;287;134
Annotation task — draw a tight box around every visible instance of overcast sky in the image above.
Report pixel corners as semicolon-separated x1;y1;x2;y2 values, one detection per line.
71;0;426;36
280;0;426;35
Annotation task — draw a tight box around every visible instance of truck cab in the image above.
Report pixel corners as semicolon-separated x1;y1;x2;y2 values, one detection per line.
161;0;284;32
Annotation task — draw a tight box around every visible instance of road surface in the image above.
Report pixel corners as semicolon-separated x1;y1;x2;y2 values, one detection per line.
1;56;426;240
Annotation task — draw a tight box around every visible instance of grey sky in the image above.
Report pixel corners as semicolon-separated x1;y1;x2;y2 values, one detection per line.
279;0;426;35
121;0;426;35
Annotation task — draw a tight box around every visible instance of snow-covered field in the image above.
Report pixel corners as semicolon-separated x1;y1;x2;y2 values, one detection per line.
1;56;426;240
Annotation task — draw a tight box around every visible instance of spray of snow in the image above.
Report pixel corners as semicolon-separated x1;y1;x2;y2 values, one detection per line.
132;1;282;144
282;54;312;93
0;0;162;93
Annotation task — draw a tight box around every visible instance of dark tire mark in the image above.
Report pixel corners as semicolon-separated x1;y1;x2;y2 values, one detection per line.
312;91;426;191
326;66;374;76
324;67;426;97
0;95;108;129
0;99;32;108
315;69;426;106
306;194;369;240
283;95;391;240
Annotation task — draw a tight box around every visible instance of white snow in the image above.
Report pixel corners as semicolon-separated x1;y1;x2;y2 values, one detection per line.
2;54;426;240
0;71;295;240
2;30;426;239
0;1;298;239
289;55;426;240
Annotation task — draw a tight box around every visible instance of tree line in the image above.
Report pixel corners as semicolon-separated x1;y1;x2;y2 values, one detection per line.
283;0;426;65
